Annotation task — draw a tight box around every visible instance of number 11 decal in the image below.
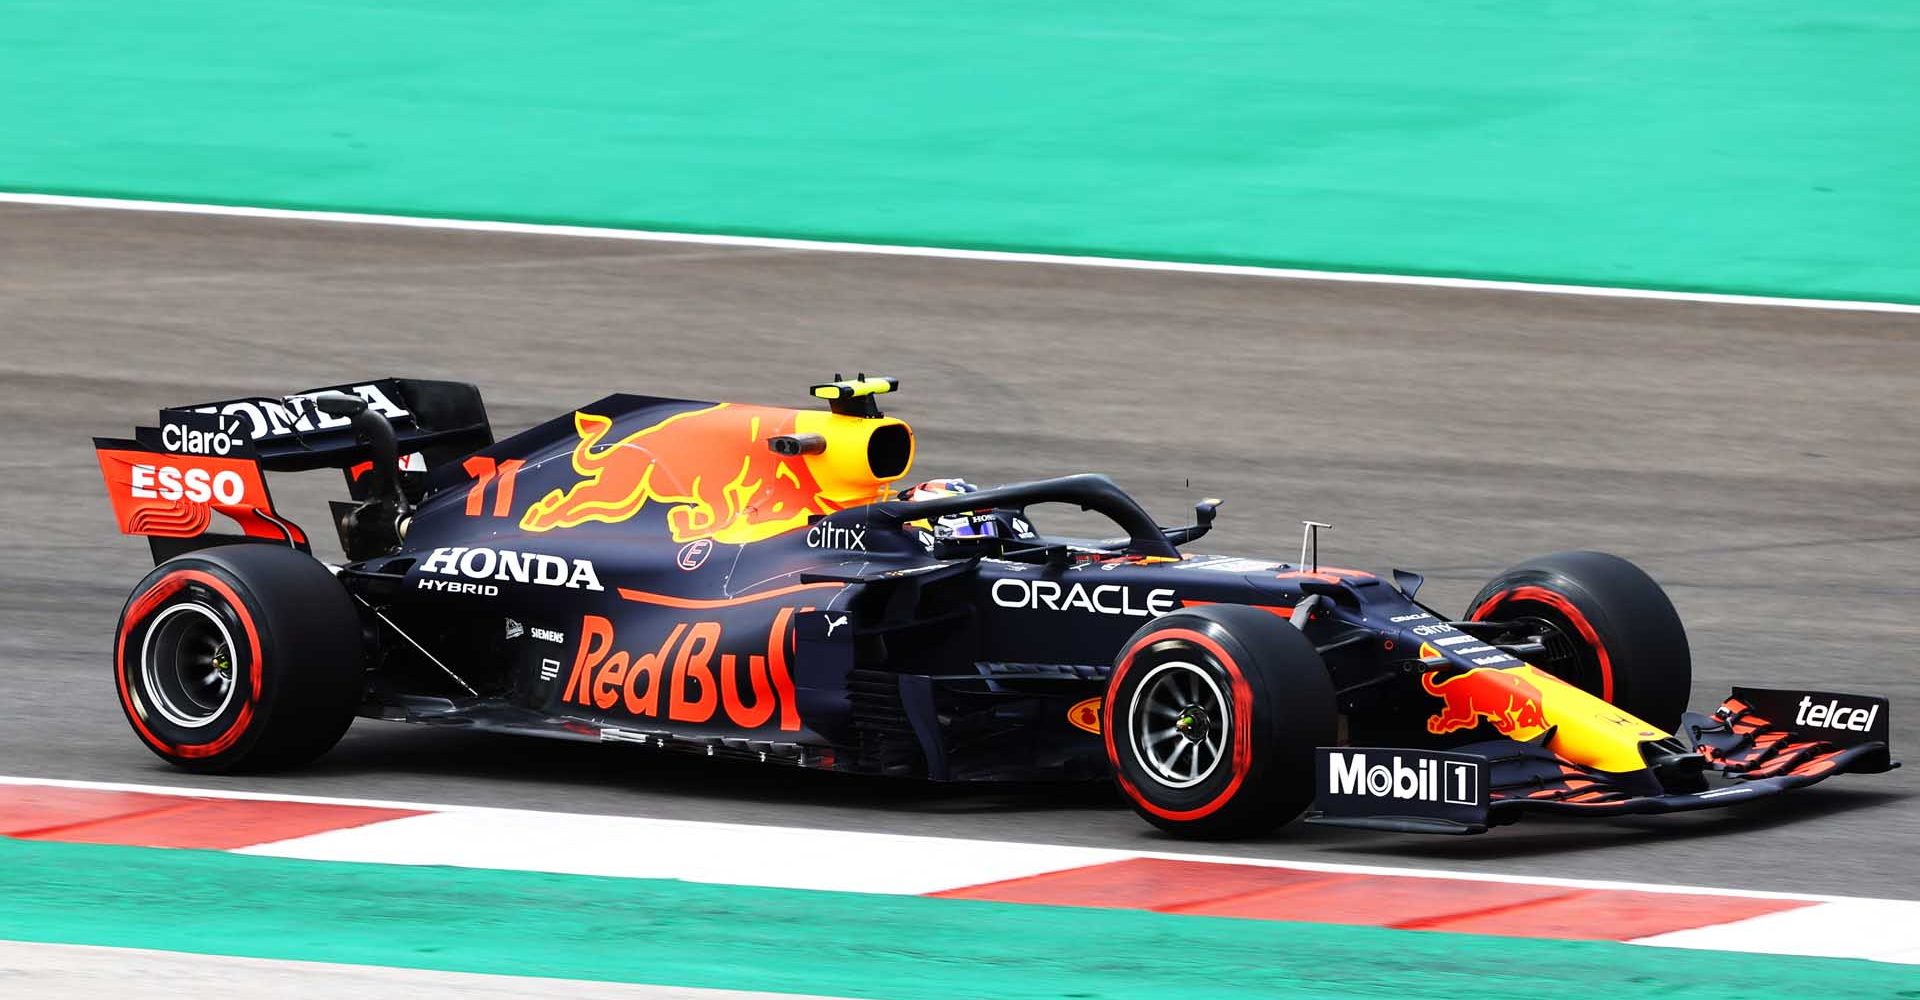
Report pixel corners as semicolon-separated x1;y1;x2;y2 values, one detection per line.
462;456;525;518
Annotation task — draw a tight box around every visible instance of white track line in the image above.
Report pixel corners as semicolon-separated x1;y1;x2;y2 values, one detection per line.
236;810;1127;895
3;774;1905;905
0;941;852;1000
5;191;1919;315
1632;902;1920;964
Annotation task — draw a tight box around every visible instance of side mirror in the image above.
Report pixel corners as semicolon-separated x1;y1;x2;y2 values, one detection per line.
1163;498;1223;547
1392;568;1425;601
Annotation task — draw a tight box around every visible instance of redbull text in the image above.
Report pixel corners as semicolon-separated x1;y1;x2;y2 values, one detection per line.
560;607;802;732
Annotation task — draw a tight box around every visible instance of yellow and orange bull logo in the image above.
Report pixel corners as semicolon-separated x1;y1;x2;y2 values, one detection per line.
1422;668;1548;737
1422;664;1672;774
521;404;847;545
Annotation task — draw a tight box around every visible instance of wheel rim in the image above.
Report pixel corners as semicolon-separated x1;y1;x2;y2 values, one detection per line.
139;602;238;729
1128;659;1230;788
1498;607;1600;694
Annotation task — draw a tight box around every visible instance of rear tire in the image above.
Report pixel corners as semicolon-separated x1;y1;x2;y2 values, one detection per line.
114;544;365;773
1467;550;1691;731
1104;605;1337;839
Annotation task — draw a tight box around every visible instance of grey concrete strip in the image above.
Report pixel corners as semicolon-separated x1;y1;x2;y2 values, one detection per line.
0;202;1914;896
0;940;847;1000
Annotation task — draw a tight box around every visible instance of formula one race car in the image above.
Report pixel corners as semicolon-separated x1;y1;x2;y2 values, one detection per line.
93;377;1898;837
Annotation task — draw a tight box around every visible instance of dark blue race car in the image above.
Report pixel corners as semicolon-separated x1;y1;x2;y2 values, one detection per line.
93;376;1897;837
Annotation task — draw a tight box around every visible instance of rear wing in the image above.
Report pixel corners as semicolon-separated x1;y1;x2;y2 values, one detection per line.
168;378;490;475
93;378;491;563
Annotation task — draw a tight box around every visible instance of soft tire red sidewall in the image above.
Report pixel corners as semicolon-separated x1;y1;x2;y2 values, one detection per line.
1104;606;1337;839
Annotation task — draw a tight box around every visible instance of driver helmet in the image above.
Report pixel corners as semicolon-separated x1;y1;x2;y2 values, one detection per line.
898;478;1000;538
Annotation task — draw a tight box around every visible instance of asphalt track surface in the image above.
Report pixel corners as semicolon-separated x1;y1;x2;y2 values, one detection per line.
3;203;1916;898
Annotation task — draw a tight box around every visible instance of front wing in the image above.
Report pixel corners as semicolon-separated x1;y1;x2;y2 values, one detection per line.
1308;686;1897;835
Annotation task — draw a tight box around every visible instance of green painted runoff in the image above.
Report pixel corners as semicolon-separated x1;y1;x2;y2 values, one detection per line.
1;839;1914;998
1;1;1917;302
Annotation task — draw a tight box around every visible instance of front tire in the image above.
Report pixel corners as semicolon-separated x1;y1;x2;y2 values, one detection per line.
115;544;365;773
1104;605;1337;839
1467;550;1691;731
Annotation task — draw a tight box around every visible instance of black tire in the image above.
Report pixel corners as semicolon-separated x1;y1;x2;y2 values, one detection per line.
1104;605;1337;839
114;544;365;773
1466;550;1691;731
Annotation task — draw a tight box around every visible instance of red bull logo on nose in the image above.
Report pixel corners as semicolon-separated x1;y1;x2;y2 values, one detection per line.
1422;667;1548;737
520;404;838;544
